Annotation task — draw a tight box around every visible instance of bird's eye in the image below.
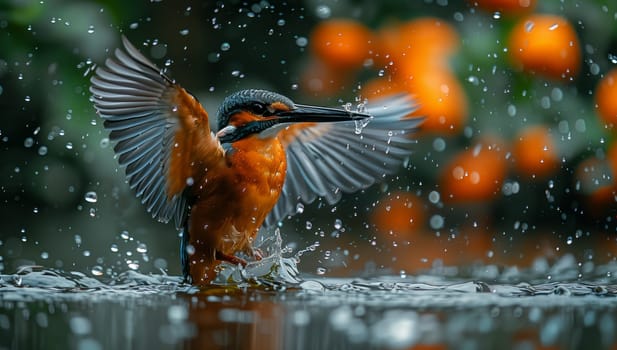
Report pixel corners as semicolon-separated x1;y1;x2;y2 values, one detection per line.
251;102;268;115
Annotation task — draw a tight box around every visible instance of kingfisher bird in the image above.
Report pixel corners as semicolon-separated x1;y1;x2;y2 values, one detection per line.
90;36;422;285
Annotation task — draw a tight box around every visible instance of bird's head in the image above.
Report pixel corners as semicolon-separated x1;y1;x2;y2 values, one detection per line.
215;89;370;143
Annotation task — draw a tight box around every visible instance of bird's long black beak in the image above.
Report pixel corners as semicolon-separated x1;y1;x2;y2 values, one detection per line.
275;104;371;123
217;104;371;144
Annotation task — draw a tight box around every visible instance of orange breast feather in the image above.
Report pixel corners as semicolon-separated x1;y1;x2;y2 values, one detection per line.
228;136;287;232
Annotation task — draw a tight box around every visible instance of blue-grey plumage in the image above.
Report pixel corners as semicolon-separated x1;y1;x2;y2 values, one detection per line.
90;36;189;228
263;93;422;226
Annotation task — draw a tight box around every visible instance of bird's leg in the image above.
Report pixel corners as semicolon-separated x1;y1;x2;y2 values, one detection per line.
180;225;192;284
251;247;264;261
215;250;248;266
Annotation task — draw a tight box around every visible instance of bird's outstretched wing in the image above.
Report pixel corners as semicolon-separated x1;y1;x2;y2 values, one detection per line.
264;94;422;227
90;36;218;228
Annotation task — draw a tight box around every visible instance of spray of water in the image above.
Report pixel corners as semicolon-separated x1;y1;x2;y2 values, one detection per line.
213;228;301;287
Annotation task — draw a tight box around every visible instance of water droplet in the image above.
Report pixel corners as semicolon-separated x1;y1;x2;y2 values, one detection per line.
40;251;49;259
507;104;517;117
87;25;94;34
277;19;285;26
167;305;188;323
296;203;304;214
69;316;91;335
185;244;195;255
129;22;139;29
91;265;104;276
110;244;119;253
428;191;440;204
99;137;110;148
354;119;370;135
120;230;130;240
525;20;535;32
127;261;139;270
316;267;326;275
334;219;342;230
540;96;551;109
590;63;600;75
220;42;230;51
429;215;445;230
136;243;148;253
24;137;34;148
292;310;311;326
295;36;308;47
574;119;586;133
551;87;563;101
315;5;331;19
179;28;189;36
37;146;48;156
154;258;167;270
432;137;446;152
84;191;98;204
305;221;313;230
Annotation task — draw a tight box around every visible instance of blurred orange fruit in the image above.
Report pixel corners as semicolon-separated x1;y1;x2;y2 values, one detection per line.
371;192;426;239
361;77;405;98
391;228;493;272
375;17;465;133
310;19;373;69
440;143;507;201
376;17;459;67
595;68;617;128
470;0;537;15
300;59;350;96
512;125;559;179
508;14;581;80
575;156;616;214
447;228;493;264
401;68;468;133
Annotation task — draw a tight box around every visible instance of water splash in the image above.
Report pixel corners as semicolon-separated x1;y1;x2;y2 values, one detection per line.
0;266;186;296
213;228;301;287
354;118;371;135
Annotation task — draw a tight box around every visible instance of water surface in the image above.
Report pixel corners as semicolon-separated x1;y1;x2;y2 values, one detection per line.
2;256;616;350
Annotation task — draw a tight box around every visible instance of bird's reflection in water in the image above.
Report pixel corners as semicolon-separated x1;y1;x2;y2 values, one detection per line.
182;289;283;350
